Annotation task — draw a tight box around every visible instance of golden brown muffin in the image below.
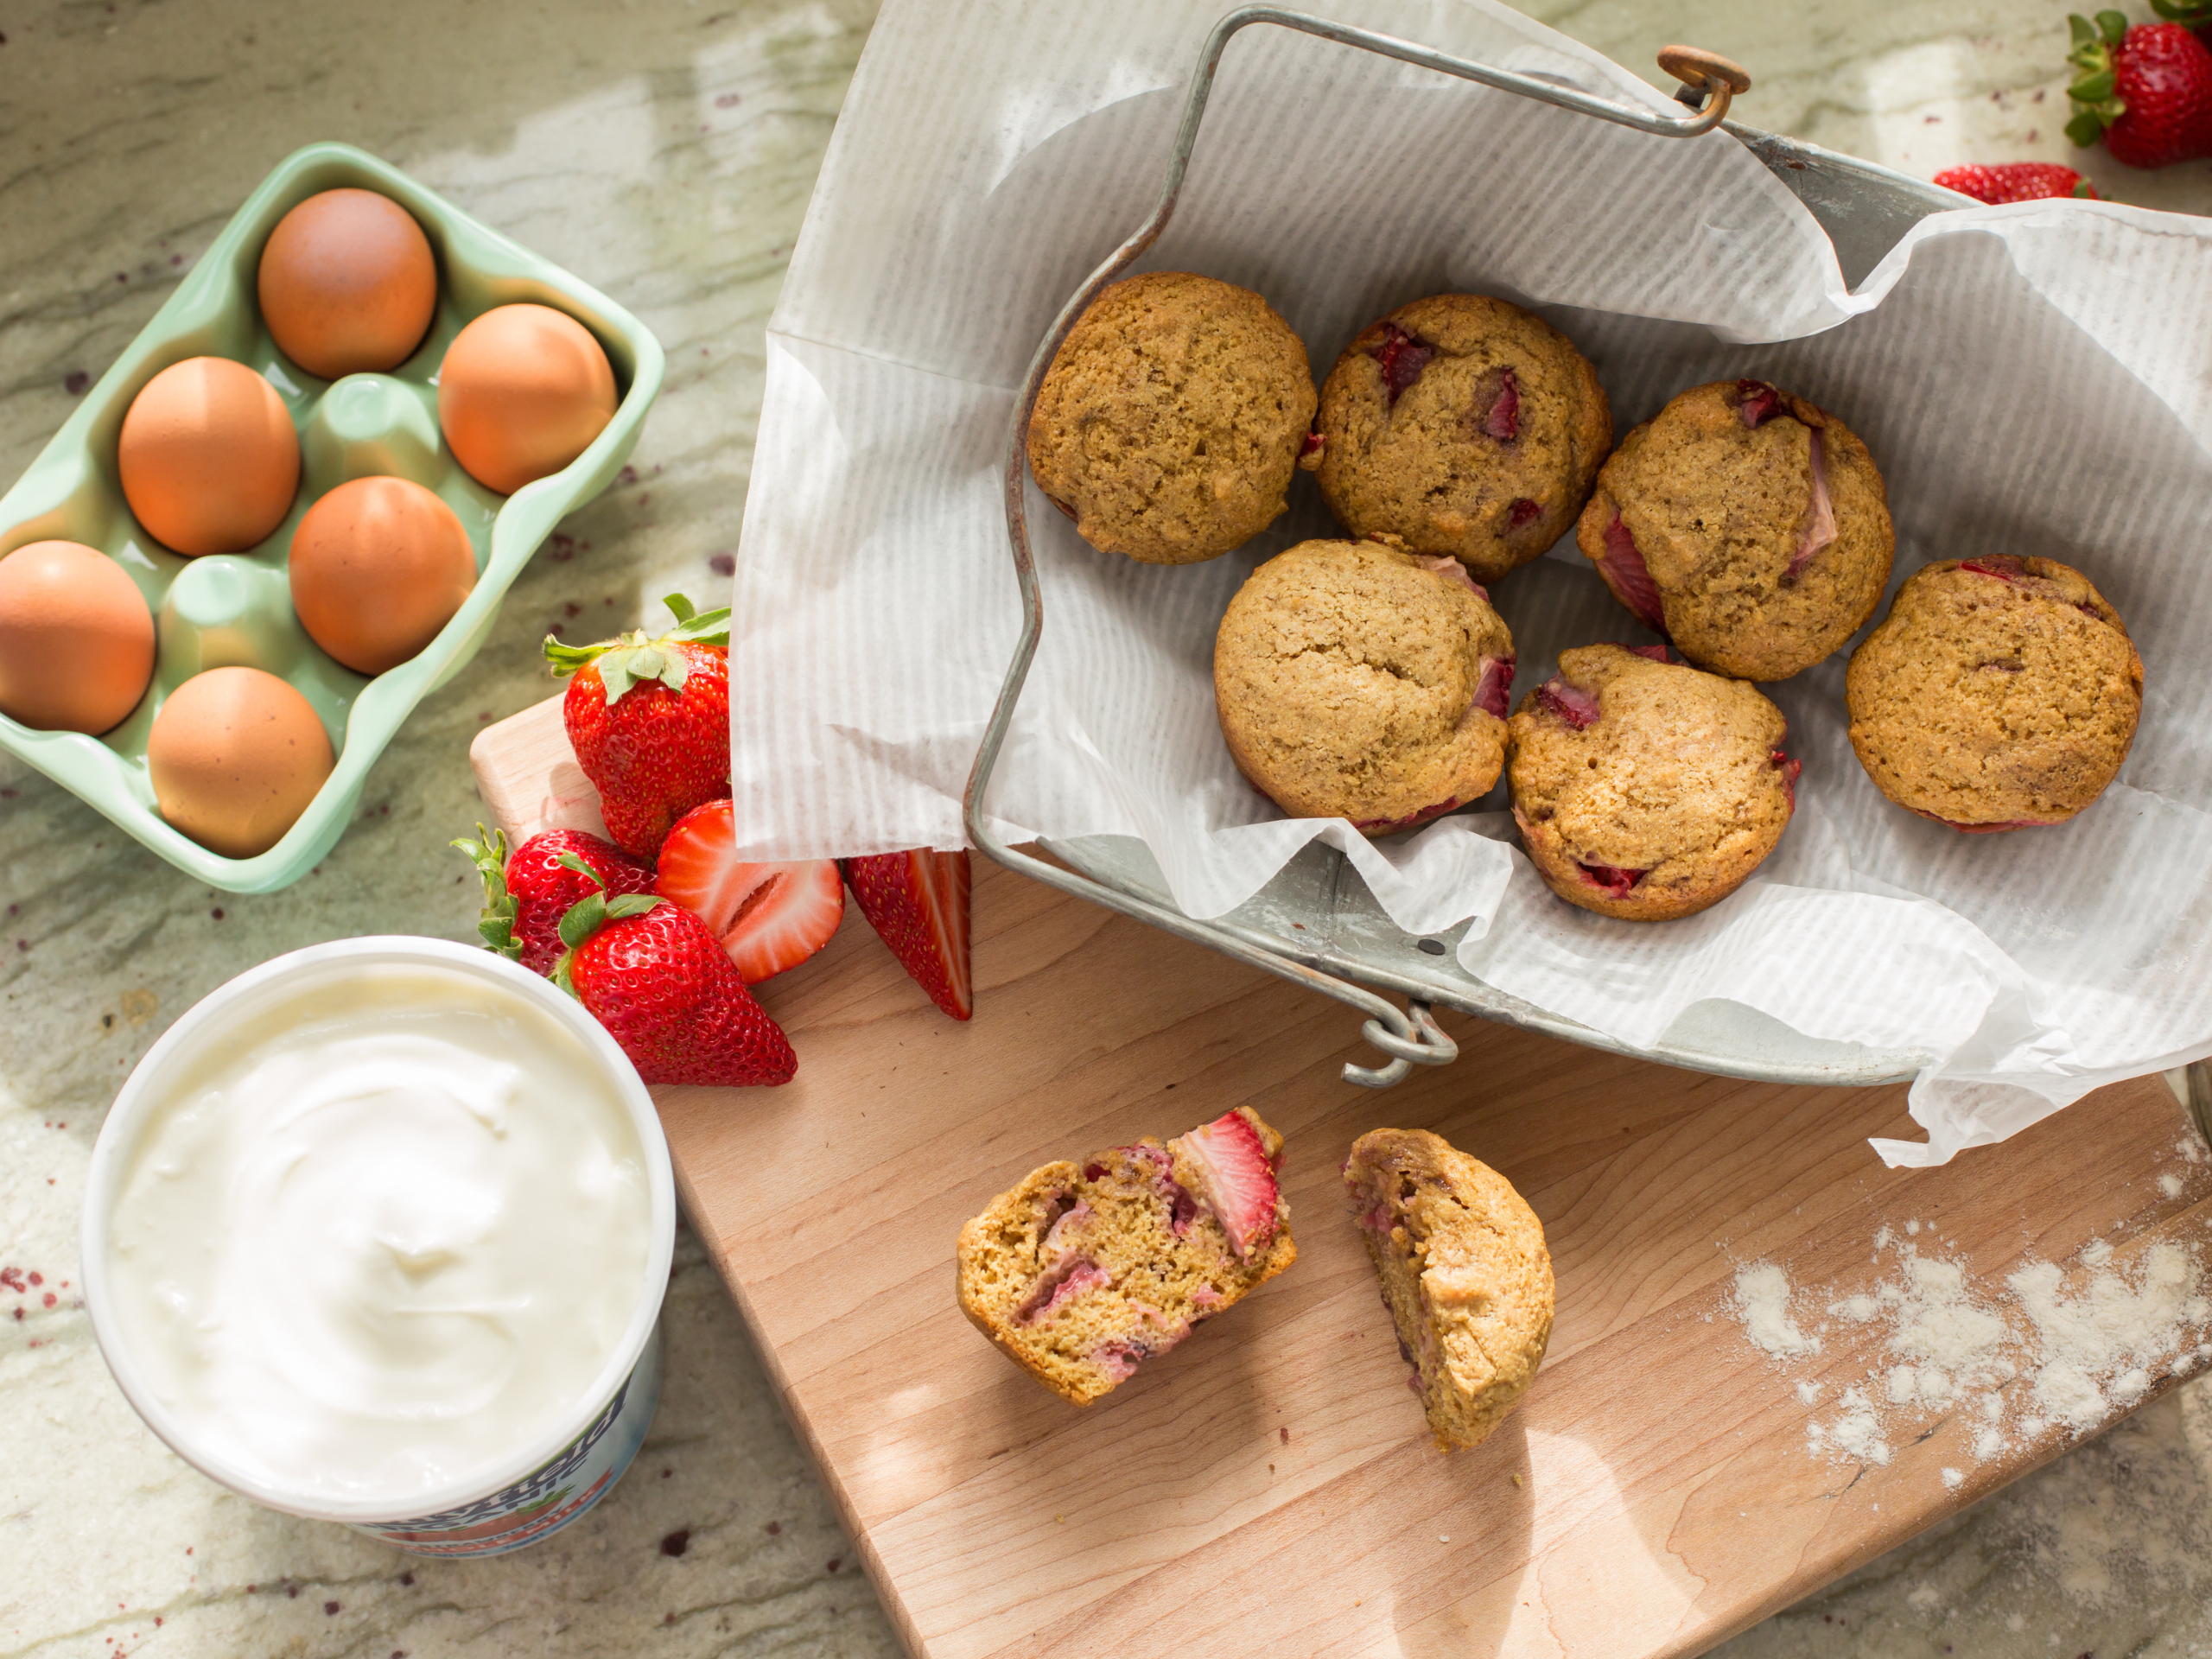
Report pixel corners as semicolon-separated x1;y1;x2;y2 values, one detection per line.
1846;555;2142;831
1344;1127;1553;1450
957;1108;1296;1406
1213;538;1516;832
1026;271;1315;564
1306;293;1611;584
1507;643;1798;921
1576;378;1893;683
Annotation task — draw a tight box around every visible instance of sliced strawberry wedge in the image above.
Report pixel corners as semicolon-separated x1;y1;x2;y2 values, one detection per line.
1170;1109;1281;1262
1595;512;1668;634
654;800;844;985
842;849;974;1020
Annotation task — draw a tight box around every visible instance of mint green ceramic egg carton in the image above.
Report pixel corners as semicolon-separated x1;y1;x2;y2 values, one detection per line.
0;141;664;893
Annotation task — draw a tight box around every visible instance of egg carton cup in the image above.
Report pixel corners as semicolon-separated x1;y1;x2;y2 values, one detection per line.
0;141;665;893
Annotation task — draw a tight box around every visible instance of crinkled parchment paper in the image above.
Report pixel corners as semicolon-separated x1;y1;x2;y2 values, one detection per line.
728;0;2212;1165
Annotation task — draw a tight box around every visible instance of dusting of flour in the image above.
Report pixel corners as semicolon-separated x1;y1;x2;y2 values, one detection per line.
1726;1226;2212;1479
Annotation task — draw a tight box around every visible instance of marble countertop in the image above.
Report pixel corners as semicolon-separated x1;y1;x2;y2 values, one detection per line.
4;1;2209;1655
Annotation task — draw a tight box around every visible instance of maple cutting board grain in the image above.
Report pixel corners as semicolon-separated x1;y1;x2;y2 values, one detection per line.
471;693;2212;1659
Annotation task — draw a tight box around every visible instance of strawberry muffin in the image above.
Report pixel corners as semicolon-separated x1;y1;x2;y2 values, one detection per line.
1344;1127;1553;1450
1577;378;1893;682
1846;555;2142;831
957;1107;1295;1405
1507;644;1799;921
1304;293;1611;584
1026;271;1316;564
1213;537;1515;833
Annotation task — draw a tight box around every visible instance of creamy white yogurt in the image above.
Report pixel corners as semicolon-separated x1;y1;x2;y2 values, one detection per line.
102;961;653;1505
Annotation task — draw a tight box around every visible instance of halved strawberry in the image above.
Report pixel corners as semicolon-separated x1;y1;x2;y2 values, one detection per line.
653;799;843;985
1169;1109;1281;1262
841;849;973;1020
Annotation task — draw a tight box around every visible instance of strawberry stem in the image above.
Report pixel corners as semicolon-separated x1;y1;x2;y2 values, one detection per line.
452;823;524;961
543;592;733;690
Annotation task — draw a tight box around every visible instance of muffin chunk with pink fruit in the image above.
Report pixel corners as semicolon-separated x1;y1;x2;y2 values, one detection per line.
1307;294;1611;584
1507;643;1798;921
1576;379;1893;682
957;1107;1296;1406
1213;537;1515;833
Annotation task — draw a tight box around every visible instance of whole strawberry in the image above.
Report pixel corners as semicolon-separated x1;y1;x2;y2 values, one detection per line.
842;849;973;1020
1933;162;2099;202
454;823;655;975
552;856;797;1087
546;594;731;862
2068;13;2212;168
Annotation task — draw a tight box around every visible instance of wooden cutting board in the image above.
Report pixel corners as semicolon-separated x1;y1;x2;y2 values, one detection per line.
471;694;2212;1659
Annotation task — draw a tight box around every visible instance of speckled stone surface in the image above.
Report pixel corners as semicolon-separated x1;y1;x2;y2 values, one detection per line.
3;3;2209;1656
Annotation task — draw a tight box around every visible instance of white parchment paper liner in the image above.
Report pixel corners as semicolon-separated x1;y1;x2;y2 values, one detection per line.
729;0;2212;1166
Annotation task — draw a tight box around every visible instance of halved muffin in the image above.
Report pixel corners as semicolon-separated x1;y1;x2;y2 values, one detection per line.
958;1108;1296;1405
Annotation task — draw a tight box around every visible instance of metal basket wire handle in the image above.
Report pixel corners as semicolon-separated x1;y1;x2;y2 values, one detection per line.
963;4;1751;1087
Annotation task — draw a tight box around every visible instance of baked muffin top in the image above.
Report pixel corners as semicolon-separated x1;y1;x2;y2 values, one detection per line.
1214;537;1515;833
1578;378;1893;683
1026;270;1315;565
1846;555;2142;830
1508;642;1797;920
1307;293;1611;584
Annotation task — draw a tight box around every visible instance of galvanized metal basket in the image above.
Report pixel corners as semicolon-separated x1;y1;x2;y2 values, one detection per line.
963;5;1962;1089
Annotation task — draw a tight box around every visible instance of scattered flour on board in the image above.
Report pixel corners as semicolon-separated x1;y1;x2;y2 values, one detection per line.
1725;1224;2211;1479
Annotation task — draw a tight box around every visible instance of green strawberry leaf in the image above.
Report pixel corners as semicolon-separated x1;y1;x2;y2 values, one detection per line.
606;893;664;921
660;592;732;647
556;850;607;889
2073;68;2116;101
2072;178;2097;197
2069;11;2098;46
453;825;524;962
2067;109;2107;146
2095;8;2127;42
558;891;608;950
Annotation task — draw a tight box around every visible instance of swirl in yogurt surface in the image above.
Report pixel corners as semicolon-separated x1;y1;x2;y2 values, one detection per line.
104;963;654;1504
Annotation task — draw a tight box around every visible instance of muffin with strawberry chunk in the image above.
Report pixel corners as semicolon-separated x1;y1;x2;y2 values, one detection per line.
1213;537;1516;832
1846;556;2142;832
1507;644;1798;921
1344;1127;1552;1450
1027;271;1316;564
957;1107;1295;1405
1306;294;1611;584
1576;379;1893;683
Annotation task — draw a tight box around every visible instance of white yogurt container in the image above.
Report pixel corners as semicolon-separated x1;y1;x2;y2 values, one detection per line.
82;936;676;1556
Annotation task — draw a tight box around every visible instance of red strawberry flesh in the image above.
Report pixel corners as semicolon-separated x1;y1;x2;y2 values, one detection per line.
1961;556;2026;582
1170;1110;1280;1262
654;800;843;984
1772;749;1802;808
1351;798;1463;834
1577;861;1648;895
1299;430;1325;458
1413;554;1485;601
1783;428;1837;584
1472;653;1515;721
1371;322;1433;408
1596;512;1668;632
1534;677;1601;728
1737;380;1783;429
842;849;974;1020
1509;496;1543;529
1624;644;1670;664
1479;366;1520;441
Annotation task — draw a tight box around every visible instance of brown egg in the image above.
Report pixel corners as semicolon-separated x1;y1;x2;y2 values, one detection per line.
437;303;617;495
0;540;156;734
118;358;301;556
289;476;476;675
148;666;334;858
258;188;438;379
